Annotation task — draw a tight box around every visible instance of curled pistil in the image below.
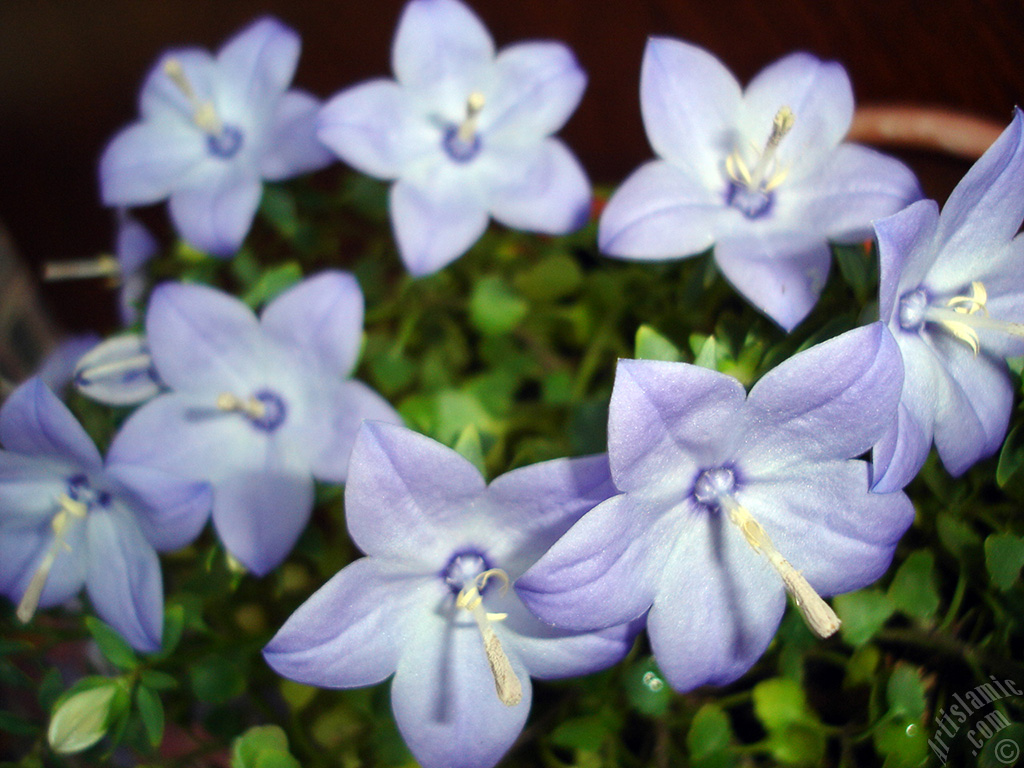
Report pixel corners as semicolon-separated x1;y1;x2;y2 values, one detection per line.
455;568;523;707
913;281;1024;356
17;494;88;623
718;495;841;639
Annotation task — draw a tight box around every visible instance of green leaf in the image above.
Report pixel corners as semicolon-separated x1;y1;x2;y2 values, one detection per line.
766;723;826;766
623;658;671;717
135;685;164;749
155;604;185;659
242;262;304;308
687;704;732;760
833;242;877;304
255;752;302;768
469;277;528;336
845;644;881;688
453;424;487;475
259;186;299;238
515;253;582;301
0;710;37;737
139;670;178;691
834;589;896;646
874;719;929;767
190;655;246;705
635;325;683;362
888;550;940;622
232;725;290;768
978;722;1024;768
693;335;719;370
47;680;120;755
886;665;927;721
984;533;1024;591
549;714;616;751
752;678;811;732
936;513;981;562
84;617;137;670
997;422;1024;499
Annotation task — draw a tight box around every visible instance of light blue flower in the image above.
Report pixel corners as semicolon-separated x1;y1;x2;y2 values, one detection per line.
107;272;401;575
598;38;921;331
264;422;638;768
872;109;1024;492
318;0;591;276
0;378;211;651
115;211;159;325
99;17;333;256
518;323;912;691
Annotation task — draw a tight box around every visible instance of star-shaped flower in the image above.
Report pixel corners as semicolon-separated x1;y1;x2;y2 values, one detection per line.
264;422;639;768
871;108;1024;492
0;378;211;651
99;17;333;256
106;271;401;575
598;38;921;331
318;0;591;276
517;323;913;691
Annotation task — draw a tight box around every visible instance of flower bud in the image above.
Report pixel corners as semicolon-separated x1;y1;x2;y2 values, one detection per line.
47;682;119;755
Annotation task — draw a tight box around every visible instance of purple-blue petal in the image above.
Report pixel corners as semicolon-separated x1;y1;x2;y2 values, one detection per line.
391;0;494;93
167;169;262;256
0;378;102;472
259;90;334;181
99;122;206;207
85;506;164;652
215;17;299;114
875;199;941;323
871;401;931;493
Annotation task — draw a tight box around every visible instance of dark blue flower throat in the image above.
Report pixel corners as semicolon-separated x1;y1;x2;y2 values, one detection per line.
725;183;774;220
207;125;244;159
442;126;482;163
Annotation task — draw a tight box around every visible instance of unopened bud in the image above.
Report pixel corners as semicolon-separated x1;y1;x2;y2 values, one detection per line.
48;682;119;755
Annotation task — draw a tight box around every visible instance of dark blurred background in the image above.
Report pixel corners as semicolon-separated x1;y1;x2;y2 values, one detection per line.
0;0;1022;337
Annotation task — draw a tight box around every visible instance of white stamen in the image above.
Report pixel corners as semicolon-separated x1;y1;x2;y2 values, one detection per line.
216;392;266;420
455;568;522;706
726;106;795;192
923;281;1024;356
44;255;120;283
17;495;88;624
163;58;223;135
719;495;840;639
456;92;486;143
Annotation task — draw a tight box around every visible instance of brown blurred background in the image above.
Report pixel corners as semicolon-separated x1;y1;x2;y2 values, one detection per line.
0;0;1022;338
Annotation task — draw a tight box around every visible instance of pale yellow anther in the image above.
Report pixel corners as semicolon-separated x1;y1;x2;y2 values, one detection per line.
216;392;266;420
44;255;120;283
163;57;223;135
457;92;486;143
455;568;522;707
17;494;89;624
721;497;840;639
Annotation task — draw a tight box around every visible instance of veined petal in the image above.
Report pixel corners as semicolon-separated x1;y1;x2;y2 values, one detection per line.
931;334;1014;476
598;160;722;259
85;507;164;652
258;90;334;181
303;381;403;483
0;378;102;471
145;282;264;394
871;400;931;493
485;138;591;235
744;322;903;467
99;122;207;207
345;422;485;562
497;595;640;680
784;144;921;241
215;17;299;119
740;53;853;179
639;37;742;186
739;460;914;596
263;558;426;688
211;442;315;576
261;271;365;379
1;520;88;611
647;513;786;691
484;41;586;142
318;79;437;179
713;232;831;332
391;0;495;92
104;462;212;552
168;169;263;256
875;199;941;323
0;453;68;527
934;108;1024;258
608;359;746;496
516;494;664;632
391;599;531;768
484;454;614;575
390;178;489;276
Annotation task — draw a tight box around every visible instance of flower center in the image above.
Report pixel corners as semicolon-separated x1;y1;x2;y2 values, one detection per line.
16;479;104;624
443;551;490;593
692;465;840;639
453;567;522;707
443;92;485;163
216;389;287;432
163;58;244;159
899;281;1024;355
724;106;794;220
